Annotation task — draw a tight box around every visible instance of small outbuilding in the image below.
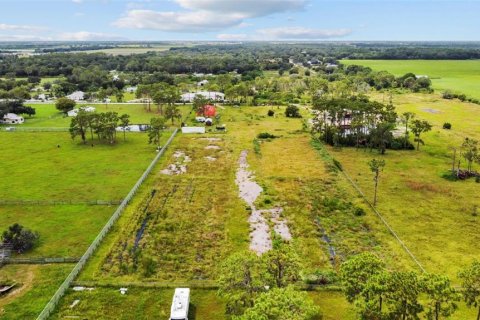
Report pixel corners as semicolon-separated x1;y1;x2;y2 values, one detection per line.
1;113;24;124
198;105;216;118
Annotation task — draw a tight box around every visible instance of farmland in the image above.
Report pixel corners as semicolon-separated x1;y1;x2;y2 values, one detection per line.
0;103;173;318
1;40;480;319
342;59;480;99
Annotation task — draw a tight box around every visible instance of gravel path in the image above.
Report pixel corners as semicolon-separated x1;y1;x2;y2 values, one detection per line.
235;150;292;254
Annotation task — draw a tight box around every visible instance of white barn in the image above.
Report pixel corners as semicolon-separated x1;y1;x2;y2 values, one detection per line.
180;91;225;103
66;91;85;101
1;113;24;124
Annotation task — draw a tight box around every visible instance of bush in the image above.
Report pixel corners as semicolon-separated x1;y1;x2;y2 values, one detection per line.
267;110;275;117
257;132;278;139
285;105;302;118
443;122;452;129
354;207;366;216
2;223;39;253
332;158;343;171
305;270;338;285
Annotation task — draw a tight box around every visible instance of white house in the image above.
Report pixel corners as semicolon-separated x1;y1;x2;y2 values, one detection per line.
180;91;225;103
67;106;96;117
66;91;85;101
1;113;24;124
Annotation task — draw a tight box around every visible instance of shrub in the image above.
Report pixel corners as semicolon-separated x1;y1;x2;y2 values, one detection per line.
267;109;275;117
442;90;454;99
2;223;39;253
332;158;343;171
253;138;261;155
305;270;338;285
285;105;302;118
476;176;480;183
257;132;278;139
354;207;366;216
443;122;452;130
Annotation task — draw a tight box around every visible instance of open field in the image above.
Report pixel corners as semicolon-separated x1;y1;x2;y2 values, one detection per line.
2;97;479;318
342;59;480;99
329;92;480;279
76;46;174;55
0;264;72;319
49;105;421;319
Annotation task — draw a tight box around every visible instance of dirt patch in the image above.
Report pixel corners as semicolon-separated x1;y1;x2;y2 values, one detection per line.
199;137;222;142
204;156;217;161
422;108;441;114
160;151;190;175
0;265;36;311
205;145;221;150
236;150;292;255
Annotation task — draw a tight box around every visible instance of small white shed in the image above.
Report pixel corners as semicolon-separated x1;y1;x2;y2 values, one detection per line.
1;113;24;124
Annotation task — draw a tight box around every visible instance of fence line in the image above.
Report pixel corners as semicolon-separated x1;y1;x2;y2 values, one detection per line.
1;127;69;132
5;257;80;265
340;165;426;273
0;199;123;206
36;128;178;320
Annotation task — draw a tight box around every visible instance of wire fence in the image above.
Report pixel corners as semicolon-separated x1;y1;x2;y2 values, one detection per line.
340;163;426;273
0;199;123;206
5;257;80;265
1;127;69;132
36;128;178;320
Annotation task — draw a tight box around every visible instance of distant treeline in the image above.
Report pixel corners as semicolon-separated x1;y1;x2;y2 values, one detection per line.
1;42;480;77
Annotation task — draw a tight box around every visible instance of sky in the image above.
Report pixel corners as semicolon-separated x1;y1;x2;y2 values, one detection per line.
0;0;480;42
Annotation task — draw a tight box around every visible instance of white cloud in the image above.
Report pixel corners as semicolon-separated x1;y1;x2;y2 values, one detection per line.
57;31;127;41
113;0;307;33
0;34;53;41
0;23;47;32
256;27;352;40
176;0;306;17
216;33;248;41
72;0;83;3
113;9;245;32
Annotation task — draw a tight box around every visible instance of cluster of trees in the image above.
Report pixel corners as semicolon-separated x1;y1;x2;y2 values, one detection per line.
450;137;480;180
2;223;39;253
0;78;38;100
0;100;35;118
70;110;130;144
442;90;480;105
217;241;321;319
341;252;480;320
311;97;432;153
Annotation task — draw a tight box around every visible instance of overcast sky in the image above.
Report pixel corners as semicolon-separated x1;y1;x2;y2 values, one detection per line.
0;0;479;41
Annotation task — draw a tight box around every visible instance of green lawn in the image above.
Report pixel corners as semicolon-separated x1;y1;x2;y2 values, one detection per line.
342;59;480;99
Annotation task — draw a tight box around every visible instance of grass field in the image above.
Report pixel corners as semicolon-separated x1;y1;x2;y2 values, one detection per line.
49;105;421;319
329;93;480;280
2;95;479;318
0;104;177;317
342;59;480;99
0;264;72;319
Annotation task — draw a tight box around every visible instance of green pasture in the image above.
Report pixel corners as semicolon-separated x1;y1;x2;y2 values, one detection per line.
342;59;480;99
0;264;72;319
